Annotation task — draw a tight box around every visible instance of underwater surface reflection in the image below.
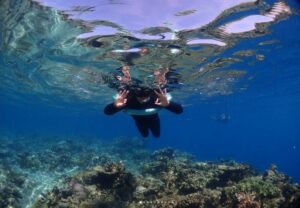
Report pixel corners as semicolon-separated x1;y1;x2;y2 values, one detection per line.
0;0;292;106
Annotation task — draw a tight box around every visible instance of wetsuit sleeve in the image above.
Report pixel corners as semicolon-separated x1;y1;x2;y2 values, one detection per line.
164;101;183;114
104;103;123;115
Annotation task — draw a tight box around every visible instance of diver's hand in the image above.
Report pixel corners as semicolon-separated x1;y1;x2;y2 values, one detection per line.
114;90;129;108
154;88;169;107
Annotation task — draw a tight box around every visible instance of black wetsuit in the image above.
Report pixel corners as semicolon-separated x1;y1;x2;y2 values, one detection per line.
104;93;183;138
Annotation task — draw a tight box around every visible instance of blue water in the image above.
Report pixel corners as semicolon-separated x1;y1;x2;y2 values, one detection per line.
1;0;300;185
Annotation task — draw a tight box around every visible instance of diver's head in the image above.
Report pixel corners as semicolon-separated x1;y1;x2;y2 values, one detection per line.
134;88;151;103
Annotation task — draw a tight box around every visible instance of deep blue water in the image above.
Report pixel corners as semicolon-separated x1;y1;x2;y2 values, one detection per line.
1;0;300;183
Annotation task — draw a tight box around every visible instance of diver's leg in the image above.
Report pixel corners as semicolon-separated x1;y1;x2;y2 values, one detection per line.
132;116;149;138
148;114;160;138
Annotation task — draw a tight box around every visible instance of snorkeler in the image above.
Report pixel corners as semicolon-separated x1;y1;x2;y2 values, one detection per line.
104;87;183;138
104;63;182;138
102;46;183;137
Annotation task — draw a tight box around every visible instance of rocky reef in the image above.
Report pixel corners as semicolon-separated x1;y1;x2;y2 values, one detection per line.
0;134;148;208
33;148;300;208
0;134;299;208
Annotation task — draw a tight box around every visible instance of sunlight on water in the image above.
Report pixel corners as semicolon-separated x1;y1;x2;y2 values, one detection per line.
0;0;292;107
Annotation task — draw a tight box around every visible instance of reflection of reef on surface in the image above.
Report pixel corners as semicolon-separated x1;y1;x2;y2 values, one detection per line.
0;133;299;208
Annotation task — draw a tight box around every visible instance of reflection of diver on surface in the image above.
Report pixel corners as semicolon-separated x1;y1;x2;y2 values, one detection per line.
110;45;182;88
104;66;183;138
104;45;182;94
109;64;181;90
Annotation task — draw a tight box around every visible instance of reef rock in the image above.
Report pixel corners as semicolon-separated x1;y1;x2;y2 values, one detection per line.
33;149;300;208
33;162;136;208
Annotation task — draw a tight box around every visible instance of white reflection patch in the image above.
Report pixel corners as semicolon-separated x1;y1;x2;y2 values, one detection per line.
219;1;291;34
187;39;226;46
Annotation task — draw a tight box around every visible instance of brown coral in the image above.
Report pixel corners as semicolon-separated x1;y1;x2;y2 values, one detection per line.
235;192;261;208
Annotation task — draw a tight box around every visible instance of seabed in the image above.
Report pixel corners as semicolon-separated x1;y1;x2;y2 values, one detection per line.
0;134;299;208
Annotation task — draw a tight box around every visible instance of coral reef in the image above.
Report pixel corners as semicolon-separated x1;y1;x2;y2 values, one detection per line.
33;162;136;208
1;134;299;208
0;165;25;208
0;134;147;207
33;149;300;208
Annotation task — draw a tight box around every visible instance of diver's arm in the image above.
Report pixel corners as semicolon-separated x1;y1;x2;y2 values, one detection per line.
164;101;183;114
104;103;124;115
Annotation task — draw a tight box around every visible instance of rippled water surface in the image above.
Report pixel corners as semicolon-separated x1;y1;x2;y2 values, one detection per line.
1;0;296;107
